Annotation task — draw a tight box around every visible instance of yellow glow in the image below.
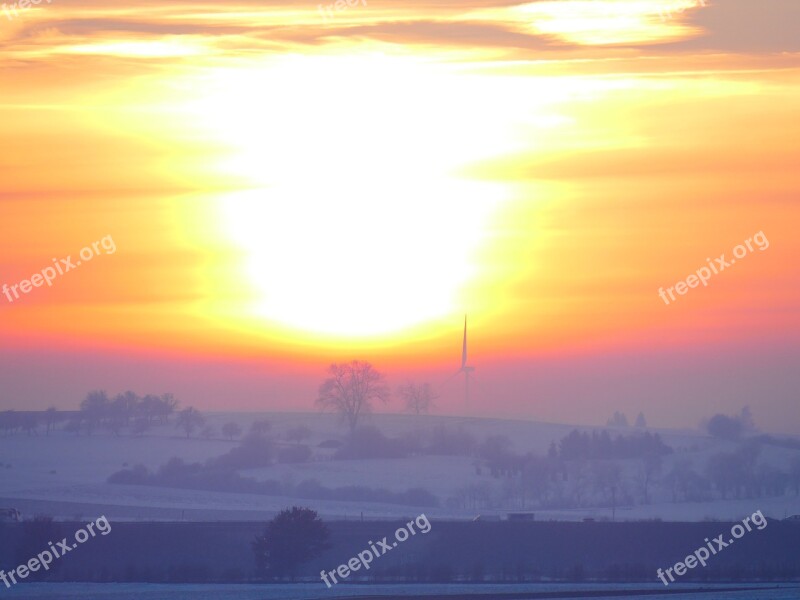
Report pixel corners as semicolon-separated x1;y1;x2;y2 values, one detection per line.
183;52;531;186
478;0;708;45
217;186;502;337
55;39;205;58
186;52;547;337
176;50;710;338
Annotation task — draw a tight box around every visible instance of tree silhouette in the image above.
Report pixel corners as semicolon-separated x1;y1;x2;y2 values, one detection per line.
176;407;205;438
638;453;662;504
80;390;110;434
706;413;743;440
285;425;311;445
606;411;629;428
398;382;437;415
112;391;139;427
706;452;743;499
316;361;389;433
250;419;272;436
44;407;59;435
789;457;800;496
157;393;178;424
222;422;243;441
252;507;329;580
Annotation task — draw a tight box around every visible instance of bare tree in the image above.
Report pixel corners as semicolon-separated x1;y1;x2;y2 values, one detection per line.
592;461;623;520
157;393;178;424
606;411;629;428
20;413;39;436
140;394;161;424
176;407;205;438
636;453;662;504
80;390;110;434
250;420;272;436
398;382;437;415
222;422;243;441
316;361;389;434
789;457;800;496
112;391;139;426
285;425;311;445
0;411;20;436
44;407;59;436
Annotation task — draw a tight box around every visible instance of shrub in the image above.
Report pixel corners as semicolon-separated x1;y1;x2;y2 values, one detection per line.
212;433;274;469
278;445;312;464
335;426;409;459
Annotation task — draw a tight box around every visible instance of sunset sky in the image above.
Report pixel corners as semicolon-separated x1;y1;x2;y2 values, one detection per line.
1;0;798;432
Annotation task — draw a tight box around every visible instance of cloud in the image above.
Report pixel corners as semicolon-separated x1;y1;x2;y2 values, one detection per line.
3;0;797;63
672;0;800;52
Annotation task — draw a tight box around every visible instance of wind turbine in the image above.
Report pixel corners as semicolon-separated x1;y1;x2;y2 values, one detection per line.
458;315;475;408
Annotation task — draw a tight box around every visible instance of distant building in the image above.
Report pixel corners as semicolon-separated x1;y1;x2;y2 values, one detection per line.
0;508;21;522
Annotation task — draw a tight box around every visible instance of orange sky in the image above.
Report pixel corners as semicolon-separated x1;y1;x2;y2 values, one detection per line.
1;0;799;432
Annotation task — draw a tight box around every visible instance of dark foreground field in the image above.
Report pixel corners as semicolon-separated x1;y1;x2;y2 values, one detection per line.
2;519;799;585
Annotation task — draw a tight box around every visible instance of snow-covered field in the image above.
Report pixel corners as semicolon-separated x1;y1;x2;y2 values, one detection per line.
1;412;799;522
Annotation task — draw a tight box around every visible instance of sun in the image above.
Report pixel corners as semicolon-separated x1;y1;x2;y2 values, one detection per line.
216;185;501;338
183;50;536;337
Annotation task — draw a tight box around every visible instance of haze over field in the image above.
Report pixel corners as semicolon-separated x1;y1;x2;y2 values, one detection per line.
2;410;799;525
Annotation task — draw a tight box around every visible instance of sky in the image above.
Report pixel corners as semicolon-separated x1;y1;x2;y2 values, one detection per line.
0;0;798;432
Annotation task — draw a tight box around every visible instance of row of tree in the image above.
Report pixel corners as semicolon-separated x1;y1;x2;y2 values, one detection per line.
550;429;672;461
79;391;178;433
6;361;435;439
317;361;436;432
77;391;213;439
704;407;757;440
0;409;61;436
0;392;215;439
449;441;800;512
606;411;648;428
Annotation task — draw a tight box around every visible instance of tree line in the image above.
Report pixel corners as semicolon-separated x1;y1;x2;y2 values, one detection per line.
0;391;210;438
77;390;179;435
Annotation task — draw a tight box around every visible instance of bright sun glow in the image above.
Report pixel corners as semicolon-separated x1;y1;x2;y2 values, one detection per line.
217;186;501;337
167;49;688;339
184;52;533;337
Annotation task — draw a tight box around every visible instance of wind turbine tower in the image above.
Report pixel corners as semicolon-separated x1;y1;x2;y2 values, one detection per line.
459;315;475;408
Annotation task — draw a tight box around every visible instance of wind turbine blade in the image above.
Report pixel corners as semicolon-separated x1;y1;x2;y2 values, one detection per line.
461;315;468;368
445;368;463;383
